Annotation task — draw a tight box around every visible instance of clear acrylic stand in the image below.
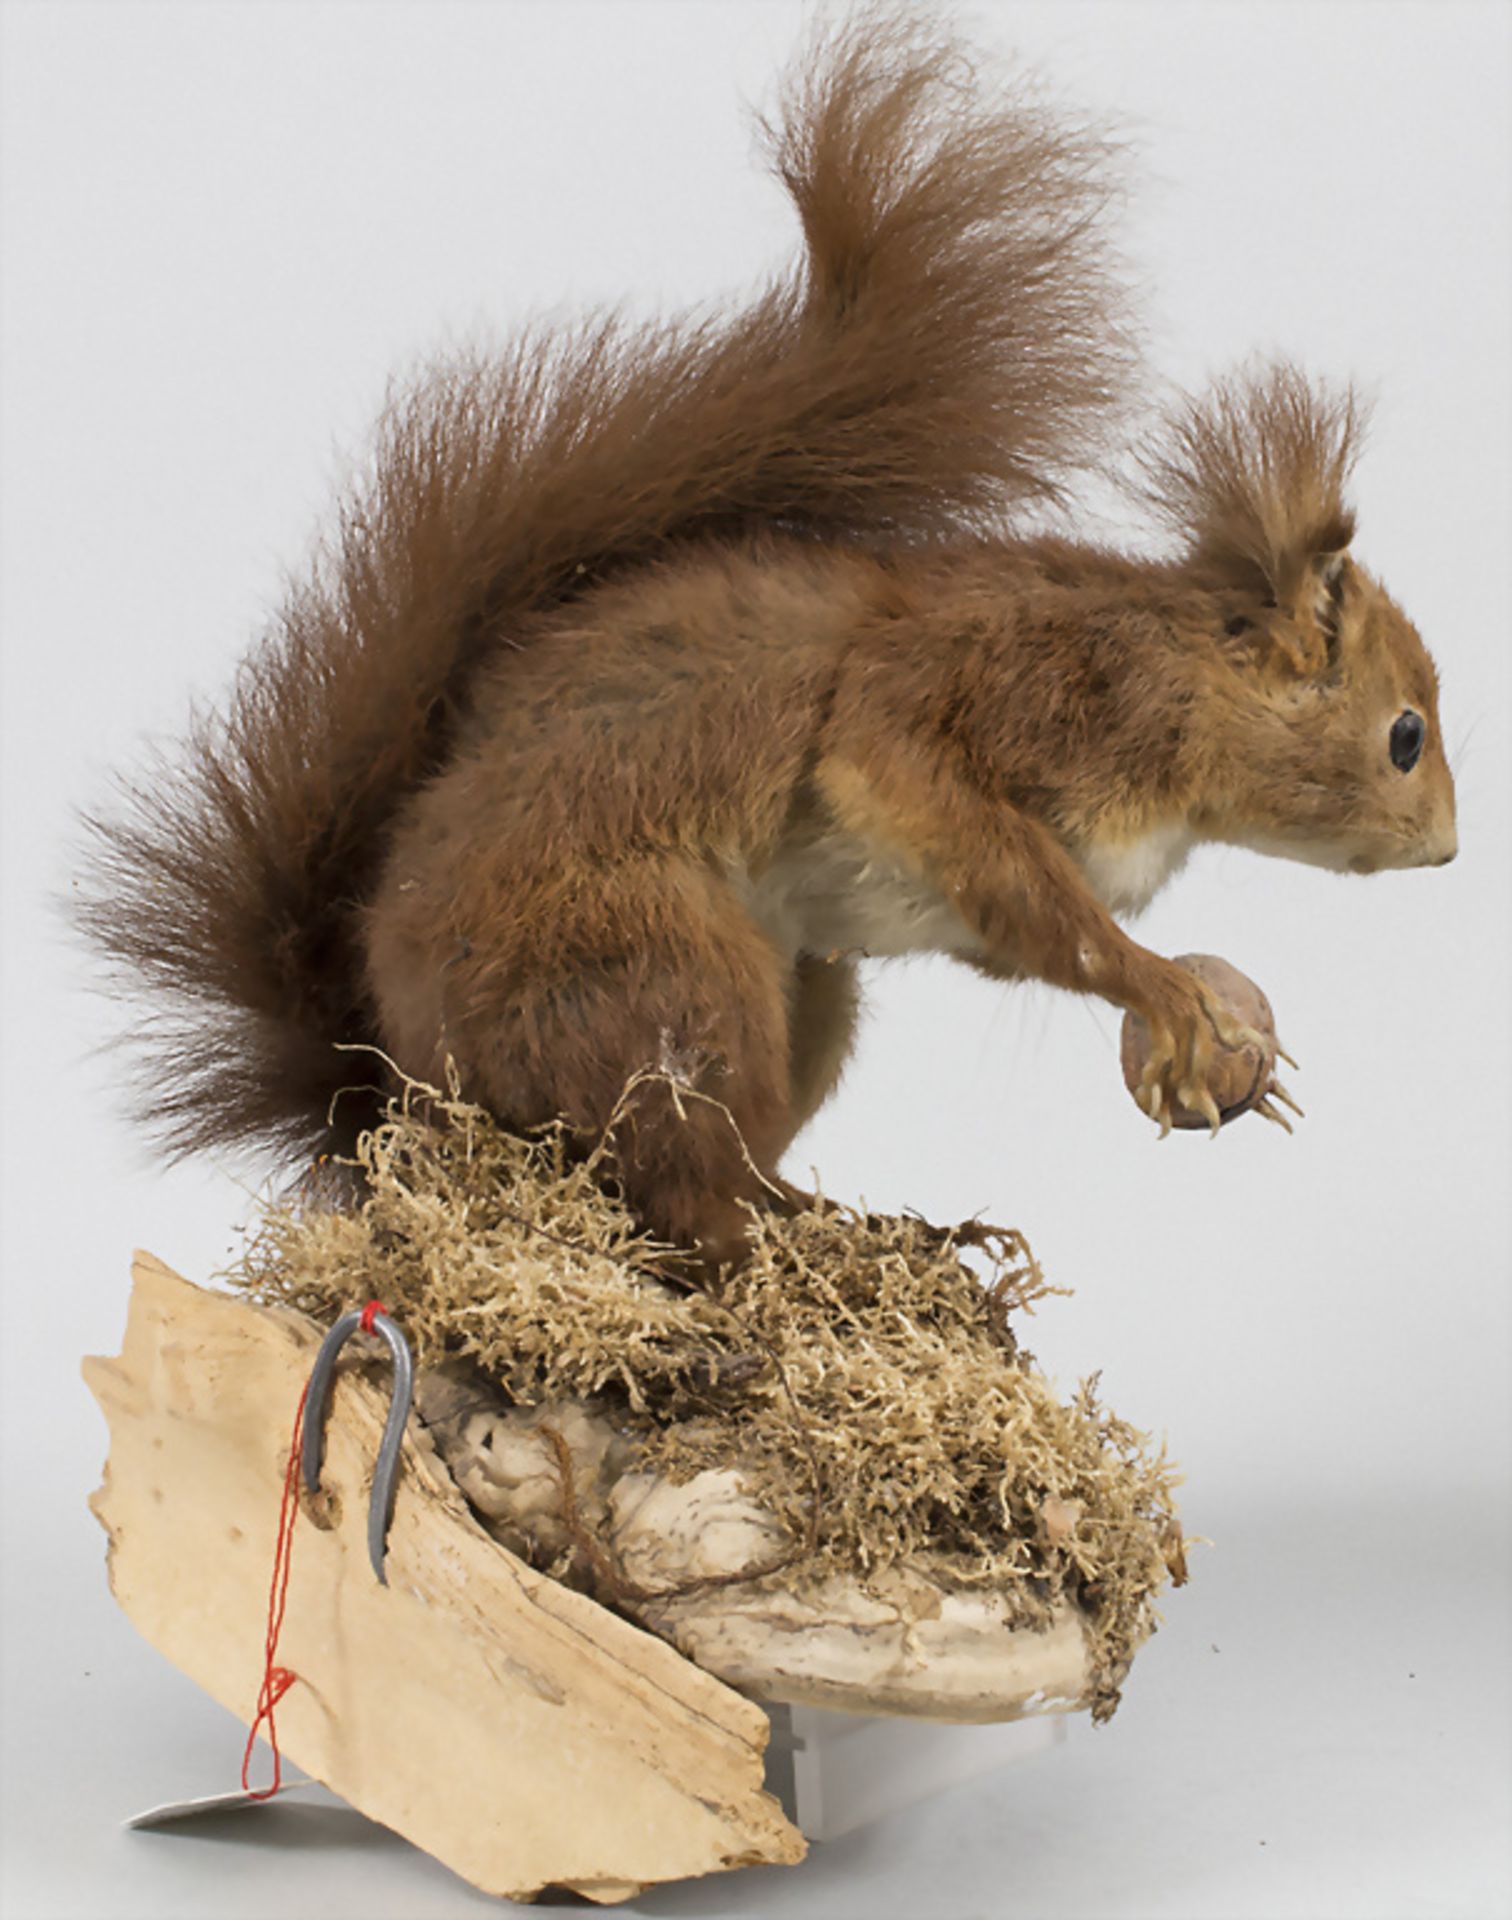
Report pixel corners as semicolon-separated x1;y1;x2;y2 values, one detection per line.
763;1701;1067;1841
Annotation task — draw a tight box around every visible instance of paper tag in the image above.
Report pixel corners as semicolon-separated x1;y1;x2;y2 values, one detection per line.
125;1777;315;1828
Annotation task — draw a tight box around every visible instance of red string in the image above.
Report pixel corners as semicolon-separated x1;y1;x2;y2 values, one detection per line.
241;1378;310;1800
240;1304;389;1800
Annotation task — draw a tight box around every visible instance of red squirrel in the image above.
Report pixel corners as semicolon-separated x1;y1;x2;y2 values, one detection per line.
79;13;1456;1266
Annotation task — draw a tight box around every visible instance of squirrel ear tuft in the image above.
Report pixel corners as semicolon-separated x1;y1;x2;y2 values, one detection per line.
1137;359;1368;615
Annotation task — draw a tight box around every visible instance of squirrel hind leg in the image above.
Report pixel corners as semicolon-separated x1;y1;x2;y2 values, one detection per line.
370;854;801;1268
587;945;863;1264
584;948;865;1261
599;1070;784;1275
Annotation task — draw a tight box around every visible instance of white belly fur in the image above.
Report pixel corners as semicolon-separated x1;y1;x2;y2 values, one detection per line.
737;818;1192;964
737;828;981;962
1077;823;1193;915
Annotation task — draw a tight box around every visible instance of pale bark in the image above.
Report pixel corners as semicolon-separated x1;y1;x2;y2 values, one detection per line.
427;1384;1094;1723
83;1253;804;1904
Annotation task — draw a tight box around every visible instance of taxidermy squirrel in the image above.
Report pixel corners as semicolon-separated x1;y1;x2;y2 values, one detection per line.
80;11;1456;1267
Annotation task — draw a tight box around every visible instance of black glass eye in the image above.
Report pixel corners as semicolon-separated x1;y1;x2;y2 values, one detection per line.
1389;709;1425;773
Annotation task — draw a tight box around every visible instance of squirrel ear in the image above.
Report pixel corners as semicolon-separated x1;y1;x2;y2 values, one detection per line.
1139;360;1368;613
1239;548;1354;680
1256;547;1353;680
1308;545;1354;673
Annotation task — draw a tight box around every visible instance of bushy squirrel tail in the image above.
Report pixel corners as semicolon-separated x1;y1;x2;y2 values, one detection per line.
76;8;1137;1169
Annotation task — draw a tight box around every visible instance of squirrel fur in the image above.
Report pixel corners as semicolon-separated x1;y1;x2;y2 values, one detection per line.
79;11;1457;1264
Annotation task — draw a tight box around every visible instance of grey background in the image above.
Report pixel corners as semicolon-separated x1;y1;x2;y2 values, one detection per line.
2;2;1508;1915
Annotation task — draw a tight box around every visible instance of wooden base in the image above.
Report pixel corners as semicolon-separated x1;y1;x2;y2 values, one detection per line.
83;1254;804;1903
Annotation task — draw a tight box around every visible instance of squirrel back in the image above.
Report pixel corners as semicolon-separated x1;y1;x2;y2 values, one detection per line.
77;11;1137;1168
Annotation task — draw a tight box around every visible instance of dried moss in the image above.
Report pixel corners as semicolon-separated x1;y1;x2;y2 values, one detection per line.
230;1075;1186;1718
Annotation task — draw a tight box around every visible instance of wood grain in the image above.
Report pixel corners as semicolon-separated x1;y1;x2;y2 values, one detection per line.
83;1253;804;1903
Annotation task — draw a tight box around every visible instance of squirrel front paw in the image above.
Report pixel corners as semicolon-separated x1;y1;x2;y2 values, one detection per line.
1121;953;1302;1137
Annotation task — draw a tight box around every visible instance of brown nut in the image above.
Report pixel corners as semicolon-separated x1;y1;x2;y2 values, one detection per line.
1119;953;1277;1129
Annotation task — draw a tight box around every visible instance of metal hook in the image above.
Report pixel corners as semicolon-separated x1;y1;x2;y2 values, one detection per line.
300;1305;414;1585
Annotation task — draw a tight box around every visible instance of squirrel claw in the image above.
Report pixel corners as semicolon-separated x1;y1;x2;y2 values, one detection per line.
1136;1056;1175;1137
1254;1095;1295;1134
1178;1082;1223;1136
1136;1074;1173;1136
1268;1078;1305;1118
1276;1043;1301;1072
